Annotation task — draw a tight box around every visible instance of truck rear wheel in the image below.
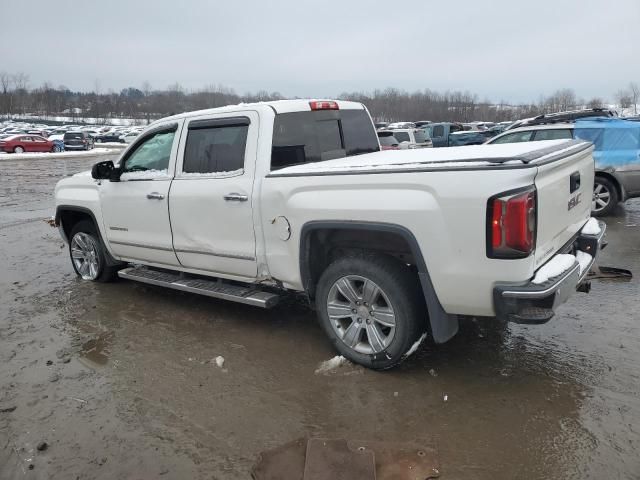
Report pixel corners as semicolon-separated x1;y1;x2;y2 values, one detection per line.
315;253;425;370
69;220;119;282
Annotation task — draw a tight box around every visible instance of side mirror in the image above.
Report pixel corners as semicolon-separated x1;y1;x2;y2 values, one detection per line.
91;160;115;180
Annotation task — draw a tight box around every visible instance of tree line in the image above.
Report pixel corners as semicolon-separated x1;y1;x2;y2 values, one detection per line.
1;71;637;124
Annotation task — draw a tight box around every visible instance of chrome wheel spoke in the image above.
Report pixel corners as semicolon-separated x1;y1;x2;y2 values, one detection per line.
327;301;354;318
365;322;385;353
362;279;380;306
342;321;362;348
336;278;360;304
371;306;396;327
594;184;603;194
598;191;610;200
71;247;84;260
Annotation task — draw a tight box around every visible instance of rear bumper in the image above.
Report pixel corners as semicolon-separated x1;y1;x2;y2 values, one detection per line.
493;220;606;324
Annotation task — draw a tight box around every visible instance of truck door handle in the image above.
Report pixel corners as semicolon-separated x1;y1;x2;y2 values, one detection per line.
224;193;248;202
146;192;165;200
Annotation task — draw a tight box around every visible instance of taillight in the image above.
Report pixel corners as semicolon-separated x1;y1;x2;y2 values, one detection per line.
487;187;536;258
309;100;339;111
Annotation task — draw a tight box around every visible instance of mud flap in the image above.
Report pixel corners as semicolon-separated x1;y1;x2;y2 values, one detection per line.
418;272;459;343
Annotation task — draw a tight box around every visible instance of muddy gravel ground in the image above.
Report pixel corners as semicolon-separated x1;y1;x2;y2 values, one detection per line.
1;153;639;480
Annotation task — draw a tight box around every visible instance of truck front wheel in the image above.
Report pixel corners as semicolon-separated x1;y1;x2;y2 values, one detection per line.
69;220;119;282
315;253;425;370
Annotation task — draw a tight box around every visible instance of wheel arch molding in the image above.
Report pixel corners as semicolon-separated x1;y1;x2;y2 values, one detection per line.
299;220;459;343
55;205;120;266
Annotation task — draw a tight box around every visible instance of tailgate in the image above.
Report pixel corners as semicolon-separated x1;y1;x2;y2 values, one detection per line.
533;144;594;269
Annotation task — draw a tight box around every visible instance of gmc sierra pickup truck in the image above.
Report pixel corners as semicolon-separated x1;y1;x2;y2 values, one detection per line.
54;99;606;369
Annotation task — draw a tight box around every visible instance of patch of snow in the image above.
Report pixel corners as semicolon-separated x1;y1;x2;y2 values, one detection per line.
120;169;168;181
581;217;602;235
93;142;127;148
178;168;243;178
213;356;225;368
531;254;576;284
403;333;427;358
315;355;348;374
0;148;119;161
576;250;593;275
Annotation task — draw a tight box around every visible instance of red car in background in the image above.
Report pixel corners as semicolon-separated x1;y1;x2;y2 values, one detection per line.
0;134;57;154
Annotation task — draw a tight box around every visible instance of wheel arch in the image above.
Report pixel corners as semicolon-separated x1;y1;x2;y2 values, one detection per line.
595;170;626;201
56;205;120;266
299;221;458;343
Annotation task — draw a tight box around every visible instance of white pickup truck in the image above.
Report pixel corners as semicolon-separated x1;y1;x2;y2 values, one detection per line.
54;99;606;369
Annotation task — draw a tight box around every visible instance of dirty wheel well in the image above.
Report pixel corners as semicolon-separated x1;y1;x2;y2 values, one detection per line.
302;227;418;299
58;209;97;241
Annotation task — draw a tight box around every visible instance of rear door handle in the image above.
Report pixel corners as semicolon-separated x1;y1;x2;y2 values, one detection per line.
224;193;248;202
146;192;165;200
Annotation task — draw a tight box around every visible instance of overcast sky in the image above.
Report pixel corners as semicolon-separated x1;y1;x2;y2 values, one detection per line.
1;0;638;103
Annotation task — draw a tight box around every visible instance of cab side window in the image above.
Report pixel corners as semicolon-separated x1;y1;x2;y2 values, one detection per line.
122;129;176;173
183;119;248;174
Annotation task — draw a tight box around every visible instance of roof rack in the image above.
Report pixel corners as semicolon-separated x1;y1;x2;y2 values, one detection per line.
506;108;618;131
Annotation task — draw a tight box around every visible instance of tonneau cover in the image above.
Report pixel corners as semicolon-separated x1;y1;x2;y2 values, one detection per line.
269;139;591;176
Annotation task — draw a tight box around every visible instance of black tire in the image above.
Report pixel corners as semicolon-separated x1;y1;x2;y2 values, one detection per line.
315;253;425;370
592;176;618;217
69;220;119;282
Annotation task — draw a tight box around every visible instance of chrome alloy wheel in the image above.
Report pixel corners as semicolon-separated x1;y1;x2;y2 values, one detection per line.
71;232;101;280
592;182;611;213
326;275;396;354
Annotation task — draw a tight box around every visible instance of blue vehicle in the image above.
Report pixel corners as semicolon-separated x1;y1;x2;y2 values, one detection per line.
424;122;465;147
488;116;640;216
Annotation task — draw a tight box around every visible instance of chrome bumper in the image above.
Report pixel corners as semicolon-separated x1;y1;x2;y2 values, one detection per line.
493;220;606;324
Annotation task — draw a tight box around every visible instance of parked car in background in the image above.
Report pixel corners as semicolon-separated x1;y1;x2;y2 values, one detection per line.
63;131;94;151
447;130;489;146
0;134;57;153
121;130;141;144
378;130;400;150
374;122;389;130
414;120;431;127
486;118;640;216
93;131;124;143
424;122;465;147
387;122;416;129
377;131;400;150
388;128;433;148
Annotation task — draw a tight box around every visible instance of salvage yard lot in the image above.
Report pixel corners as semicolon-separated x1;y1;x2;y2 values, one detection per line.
1;152;639;479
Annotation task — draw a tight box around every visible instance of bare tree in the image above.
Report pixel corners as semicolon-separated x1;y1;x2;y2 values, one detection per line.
629;82;639;115
615;89;633;112
587;97;605;109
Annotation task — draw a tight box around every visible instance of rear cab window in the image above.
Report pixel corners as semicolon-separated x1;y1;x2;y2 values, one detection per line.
271;108;379;170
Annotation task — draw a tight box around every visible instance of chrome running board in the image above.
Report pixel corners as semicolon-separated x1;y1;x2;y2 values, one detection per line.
118;266;280;308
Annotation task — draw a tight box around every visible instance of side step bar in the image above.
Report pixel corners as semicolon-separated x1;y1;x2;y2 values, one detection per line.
118;266;280;308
